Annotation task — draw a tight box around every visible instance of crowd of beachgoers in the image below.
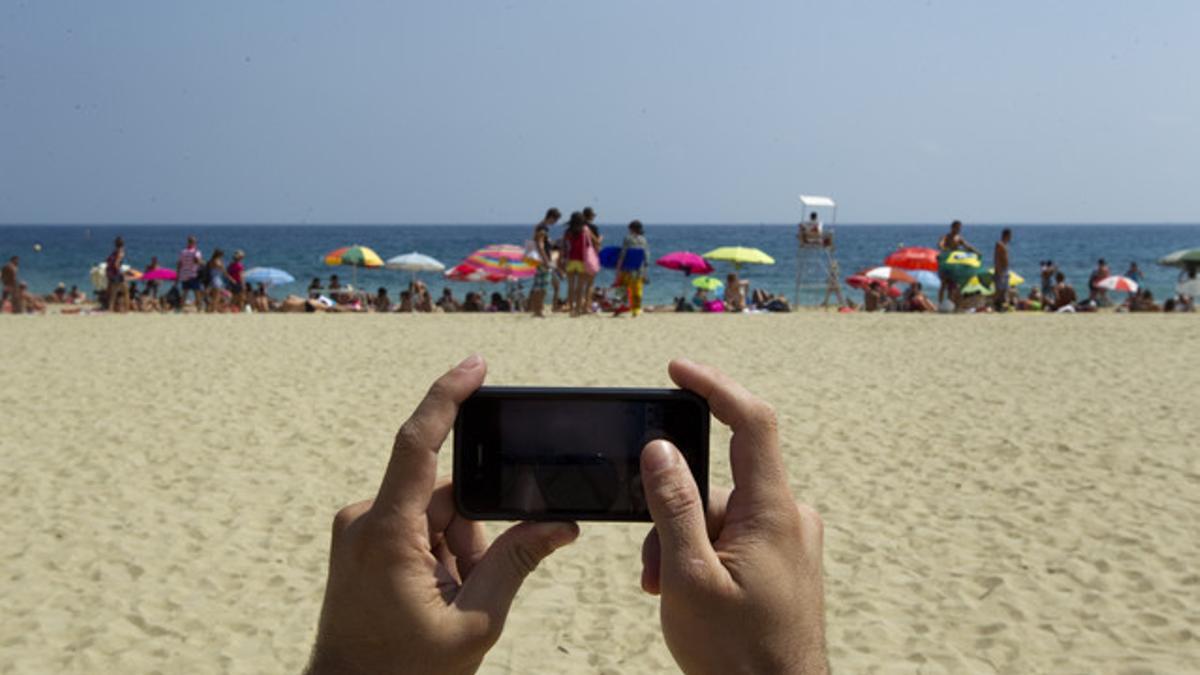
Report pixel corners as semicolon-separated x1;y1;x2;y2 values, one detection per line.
2;212;1197;316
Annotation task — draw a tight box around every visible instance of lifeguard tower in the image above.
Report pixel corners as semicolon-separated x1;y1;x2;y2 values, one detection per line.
794;194;845;308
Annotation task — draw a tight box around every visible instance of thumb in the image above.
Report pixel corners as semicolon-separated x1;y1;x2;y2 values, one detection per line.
640;440;720;585
454;521;579;621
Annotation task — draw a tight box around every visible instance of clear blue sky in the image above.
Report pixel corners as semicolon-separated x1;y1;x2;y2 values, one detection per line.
2;1;1198;224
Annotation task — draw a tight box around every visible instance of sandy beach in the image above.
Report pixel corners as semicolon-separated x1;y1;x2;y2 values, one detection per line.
1;312;1197;673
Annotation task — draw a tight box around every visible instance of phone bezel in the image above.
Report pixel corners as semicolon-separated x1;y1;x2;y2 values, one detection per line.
453;386;709;522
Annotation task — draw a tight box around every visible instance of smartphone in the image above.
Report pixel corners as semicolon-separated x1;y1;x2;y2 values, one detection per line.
454;387;709;521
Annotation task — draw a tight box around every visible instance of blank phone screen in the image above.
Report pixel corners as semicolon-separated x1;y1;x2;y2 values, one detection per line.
456;390;708;520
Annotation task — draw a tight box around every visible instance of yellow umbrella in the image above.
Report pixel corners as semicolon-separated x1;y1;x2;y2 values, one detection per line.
702;246;775;270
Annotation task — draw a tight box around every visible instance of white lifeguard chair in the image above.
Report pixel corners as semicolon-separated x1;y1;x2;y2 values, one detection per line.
794;195;845;308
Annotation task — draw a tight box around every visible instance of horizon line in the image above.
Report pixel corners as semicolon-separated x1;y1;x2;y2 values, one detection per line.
3;221;1199;228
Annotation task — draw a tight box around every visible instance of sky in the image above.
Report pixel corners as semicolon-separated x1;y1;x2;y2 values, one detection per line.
2;1;1198;225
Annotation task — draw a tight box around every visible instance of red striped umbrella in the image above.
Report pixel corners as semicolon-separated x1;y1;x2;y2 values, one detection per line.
863;266;917;284
1095;275;1139;293
884;247;939;271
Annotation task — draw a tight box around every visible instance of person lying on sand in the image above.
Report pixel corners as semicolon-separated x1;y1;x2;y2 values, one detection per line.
304;357;829;675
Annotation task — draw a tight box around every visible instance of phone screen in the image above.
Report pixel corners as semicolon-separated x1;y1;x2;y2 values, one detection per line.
454;387;709;521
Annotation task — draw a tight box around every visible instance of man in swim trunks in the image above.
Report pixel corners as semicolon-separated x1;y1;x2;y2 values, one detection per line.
937;220;980;306
993;228;1012;311
528;208;559;318
176;236;204;310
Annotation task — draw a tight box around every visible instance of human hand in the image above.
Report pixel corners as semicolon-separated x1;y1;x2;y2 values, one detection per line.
639;359;828;675
307;355;580;675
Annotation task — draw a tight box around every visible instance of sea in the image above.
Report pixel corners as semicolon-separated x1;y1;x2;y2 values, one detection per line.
2;224;1197;307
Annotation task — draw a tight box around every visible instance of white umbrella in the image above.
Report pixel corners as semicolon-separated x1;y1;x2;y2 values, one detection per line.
386;252;445;272
387;252;445;285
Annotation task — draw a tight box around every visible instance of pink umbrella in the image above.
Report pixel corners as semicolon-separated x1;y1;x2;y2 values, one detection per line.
1095;275;1139;293
656;251;714;276
141;268;177;282
462;245;536;279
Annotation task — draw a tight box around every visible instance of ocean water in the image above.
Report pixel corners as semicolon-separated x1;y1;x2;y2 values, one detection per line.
2;224;1197;307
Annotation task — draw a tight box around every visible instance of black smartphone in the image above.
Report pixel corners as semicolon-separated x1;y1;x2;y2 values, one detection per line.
454;387;709;521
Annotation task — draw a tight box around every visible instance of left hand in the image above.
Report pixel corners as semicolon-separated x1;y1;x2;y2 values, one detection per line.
307;355;580;675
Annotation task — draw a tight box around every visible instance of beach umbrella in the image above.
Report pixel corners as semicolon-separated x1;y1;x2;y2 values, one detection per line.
863;266;916;284
324;244;383;288
692;276;724;291
463;244;536;279
656;251;714;276
992;269;1025;286
445;263;505;283
884;247;940;271
386;252;445;273
386;252;445;285
907;269;941;289
141;268;177;282
244;267;295;286
1158;248;1200;267
960;277;995;296
702;246;775;270
1096;275;1139;293
325;245;384;268
845;274;875;290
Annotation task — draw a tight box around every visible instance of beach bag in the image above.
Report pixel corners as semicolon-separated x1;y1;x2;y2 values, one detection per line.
705;299;725;313
583;232;600;276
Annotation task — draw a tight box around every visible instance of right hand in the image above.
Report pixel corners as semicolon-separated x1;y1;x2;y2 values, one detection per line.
639;359;828;675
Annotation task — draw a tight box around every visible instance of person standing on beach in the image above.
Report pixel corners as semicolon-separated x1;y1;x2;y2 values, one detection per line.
1125;262;1143;286
144;256;161;299
228;250;246;310
205;249;229;313
1039;260;1058;305
615;220;650;317
936;220;979;306
561;211;590;317
176;236;205;311
581;207;603;311
2;256;21;314
105;237;129;313
993;228;1013;311
528;208;559;318
1088;258;1111;304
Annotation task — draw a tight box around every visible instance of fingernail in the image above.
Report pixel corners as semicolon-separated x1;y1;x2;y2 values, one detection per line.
642;440;677;474
541;521;580;546
457;354;483;370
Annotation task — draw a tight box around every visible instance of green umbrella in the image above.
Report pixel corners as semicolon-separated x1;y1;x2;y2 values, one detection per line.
938;250;982;285
1158;248;1200;267
692;276;724;291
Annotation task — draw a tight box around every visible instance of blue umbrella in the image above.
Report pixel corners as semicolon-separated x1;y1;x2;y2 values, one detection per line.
244;267;295;286
907;269;941;289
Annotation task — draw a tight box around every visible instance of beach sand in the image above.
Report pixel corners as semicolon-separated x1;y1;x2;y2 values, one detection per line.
1;312;1197;673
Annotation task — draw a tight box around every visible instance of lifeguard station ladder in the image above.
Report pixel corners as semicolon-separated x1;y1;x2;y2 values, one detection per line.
794;195;846;308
